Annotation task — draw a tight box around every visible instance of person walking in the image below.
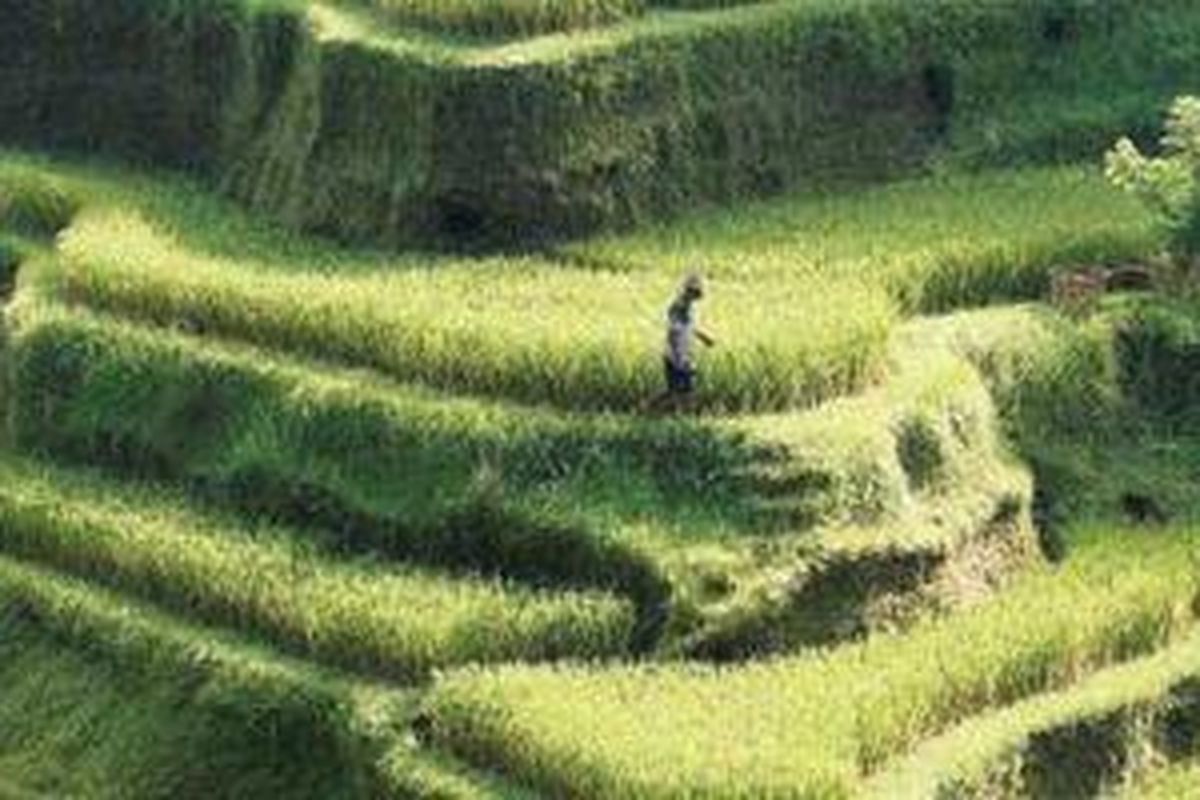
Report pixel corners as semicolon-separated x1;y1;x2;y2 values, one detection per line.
654;271;715;411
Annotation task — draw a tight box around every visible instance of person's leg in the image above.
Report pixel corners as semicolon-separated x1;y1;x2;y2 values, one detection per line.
644;358;680;414
664;362;697;414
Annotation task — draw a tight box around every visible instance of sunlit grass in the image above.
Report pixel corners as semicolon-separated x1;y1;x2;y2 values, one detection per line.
56;208;891;412
2;153;1159;415
870;627;1200;798
331;0;644;38
428;523;1200;798
0;454;635;680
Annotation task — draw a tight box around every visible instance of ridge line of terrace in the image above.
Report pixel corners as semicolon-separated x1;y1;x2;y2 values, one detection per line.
308;1;859;68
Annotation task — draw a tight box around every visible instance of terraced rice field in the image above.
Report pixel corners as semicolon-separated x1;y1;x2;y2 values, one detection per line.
3;141;1199;795
3;0;1200;796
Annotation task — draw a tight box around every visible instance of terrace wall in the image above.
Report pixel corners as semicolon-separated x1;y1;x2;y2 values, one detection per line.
3;0;1199;247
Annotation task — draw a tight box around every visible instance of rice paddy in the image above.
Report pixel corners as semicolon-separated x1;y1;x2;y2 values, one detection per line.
4;0;1200;796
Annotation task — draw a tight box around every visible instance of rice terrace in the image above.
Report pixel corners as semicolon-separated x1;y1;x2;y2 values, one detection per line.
7;0;1200;797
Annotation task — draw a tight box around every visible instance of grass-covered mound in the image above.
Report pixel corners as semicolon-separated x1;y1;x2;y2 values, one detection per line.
867;623;1200;798
332;0;644;38
3;153;1154;413
0;556;385;798
425;523;1200;798
0;152;1072;658
3;0;1198;246
0;454;635;680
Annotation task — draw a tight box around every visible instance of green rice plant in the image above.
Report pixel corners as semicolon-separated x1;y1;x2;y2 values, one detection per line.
3;301;687;632
569;165;1158;314
37;162;1156;414
920;300;1200;520
334;0;645;38
1123;761;1200;799
683;336;1040;657
910;304;1123;443
0;155;1160;420
54;205;894;412
0;454;635;680
868;624;1200;798
3;298;1054;656
0;551;542;798
426;524;1200;798
7;0;1199;246
0;555;383;798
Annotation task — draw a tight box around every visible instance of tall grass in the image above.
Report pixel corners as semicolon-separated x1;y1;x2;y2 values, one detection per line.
427;524;1200;798
32;161;1158;414
0;155;1160;417
0;555;382;799
568;166;1159;313
3;297;807;543
55;207;891;412
5;298;1056;654
0;455;635;680
4;302;689;632
869;626;1200;798
1124;762;1200;799
334;0;645;38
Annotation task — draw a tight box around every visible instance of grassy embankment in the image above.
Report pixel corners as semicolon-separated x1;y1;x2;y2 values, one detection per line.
5;0;1199;246
868;618;1200;798
0;552;392;799
1;156;1199;798
412;272;1200;797
425;523;1200;798
3;152;1157;656
0;455;635;681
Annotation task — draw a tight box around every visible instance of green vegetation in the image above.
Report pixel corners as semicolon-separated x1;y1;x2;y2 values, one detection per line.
1109;95;1200;264
569;166;1156;314
5;302;675;627
3;135;1198;795
1124;762;1200;799
0;554;383;798
54;207;891;412
0;454;634;680
4;1;1200;793
868;624;1200;798
335;0;644;38
0;152;1078;663
427;523;1200;798
5;0;1198;246
6;156;1151;412
2;297;1038;655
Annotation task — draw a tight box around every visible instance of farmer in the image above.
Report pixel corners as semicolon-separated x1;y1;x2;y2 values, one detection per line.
656;271;716;409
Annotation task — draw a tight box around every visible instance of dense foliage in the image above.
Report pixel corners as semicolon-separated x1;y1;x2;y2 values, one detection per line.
3;0;1200;795
3;0;1198;247
1108;96;1200;264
